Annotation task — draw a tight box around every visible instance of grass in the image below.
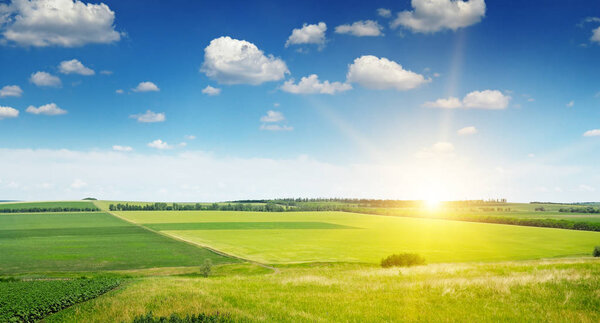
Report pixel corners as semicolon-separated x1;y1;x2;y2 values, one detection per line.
117;211;600;264
46;258;600;322
0;201;98;210
0;212;236;274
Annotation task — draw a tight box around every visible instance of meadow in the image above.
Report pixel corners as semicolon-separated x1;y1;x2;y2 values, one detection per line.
117;210;600;264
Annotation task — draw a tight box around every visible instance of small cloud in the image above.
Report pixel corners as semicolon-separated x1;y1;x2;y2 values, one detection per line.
528;153;535;158
30;71;61;87
112;145;133;152
457;126;477;135
273;102;280;107
115;89;124;94
70;179;87;189
260;124;293;131
0;106;19;119
433;73;441;77
566;100;574;108
202;85;221;96
347;55;430;91
260;110;285;123
147;139;172;150
285;22;327;48
177;142;187;148
527;98;535;102
390;0;486;33
0;85;23;97
377;8;392;18
424;90;510;110
583;129;600;137
184;135;196;140
335;20;384;37
415;141;455;159
281;74;351;94
26;103;67;115
58;59;95;75
132;81;159;92
130;110;165;123
100;70;113;75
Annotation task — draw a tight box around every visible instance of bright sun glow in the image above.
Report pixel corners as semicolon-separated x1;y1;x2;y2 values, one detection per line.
425;197;442;210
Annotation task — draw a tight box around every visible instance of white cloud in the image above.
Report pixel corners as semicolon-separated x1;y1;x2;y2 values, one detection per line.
0;85;23;97
566;100;574;108
260;124;293;131
583;129;600;137
70;179;87;189
130;110;165;123
346;55;430;91
335;20;383;37
260;110;285;123
58;59;95;75
112;145;133;152
591;27;600;44
184;135;196;140
132;81;159;92
424;90;510;110
285;22;327;47
115;89;124;94
377;8;392;18
100;70;113;75
202;85;221;96
201;36;289;85
528;153;535;158
391;0;486;33
415;141;455;159
0;0;121;47
457;126;477;135
26;103;66;115
30;71;61;87
147;139;172;150
0;106;19;119
281;74;352;94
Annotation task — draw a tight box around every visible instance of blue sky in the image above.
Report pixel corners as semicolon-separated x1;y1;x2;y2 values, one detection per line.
0;0;599;202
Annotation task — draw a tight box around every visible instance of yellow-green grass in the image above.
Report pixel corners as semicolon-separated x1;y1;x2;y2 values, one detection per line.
0;212;236;274
117;211;600;264
47;258;600;322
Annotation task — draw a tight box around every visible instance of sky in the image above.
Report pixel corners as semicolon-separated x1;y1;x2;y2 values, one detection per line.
0;0;600;202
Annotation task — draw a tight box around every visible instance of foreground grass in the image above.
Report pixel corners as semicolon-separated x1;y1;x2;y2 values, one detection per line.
0;212;236;274
48;258;600;322
118;211;600;264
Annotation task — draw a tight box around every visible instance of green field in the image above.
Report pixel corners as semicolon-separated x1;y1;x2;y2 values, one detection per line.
0;212;235;274
117;210;600;264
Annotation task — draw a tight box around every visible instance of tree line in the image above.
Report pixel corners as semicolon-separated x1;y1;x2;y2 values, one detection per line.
0;207;99;213
558;207;600;214
109;202;287;212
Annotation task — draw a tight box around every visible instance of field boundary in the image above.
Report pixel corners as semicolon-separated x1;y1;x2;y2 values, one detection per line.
94;202;279;274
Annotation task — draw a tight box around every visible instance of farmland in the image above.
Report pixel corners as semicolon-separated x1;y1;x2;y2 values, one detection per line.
2;200;600;322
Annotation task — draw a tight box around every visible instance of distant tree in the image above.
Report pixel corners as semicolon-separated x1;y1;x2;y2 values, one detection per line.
200;259;213;277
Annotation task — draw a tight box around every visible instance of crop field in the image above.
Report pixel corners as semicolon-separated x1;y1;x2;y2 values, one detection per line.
0;212;235;274
117;210;600;264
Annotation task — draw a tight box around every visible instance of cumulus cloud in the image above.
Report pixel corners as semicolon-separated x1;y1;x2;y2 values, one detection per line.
377;8;392;18
58;59;95;75
281;74;352;94
129;110;165;123
0;0;121;47
201;85;221;96
26;103;66;115
201;36;289;85
335;20;383;37
391;0;486;33
457;126;477;135
424;90;510;110
260;110;285;123
346;55;430;91
30;71;61;87
583;129;600;137
147;139;171;150
112;145;133;152
0;106;19;119
591;27;600;44
0;85;22;97
285;22;327;47
132;81;159;92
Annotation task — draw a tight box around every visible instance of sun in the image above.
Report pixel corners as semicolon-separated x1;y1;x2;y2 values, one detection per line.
424;197;442;210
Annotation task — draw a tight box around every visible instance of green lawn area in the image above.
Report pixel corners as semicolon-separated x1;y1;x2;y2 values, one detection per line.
0;201;98;210
0;212;236;274
117;211;600;264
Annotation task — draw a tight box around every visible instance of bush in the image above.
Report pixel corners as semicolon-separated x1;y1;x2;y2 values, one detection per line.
380;253;425;268
132;312;232;323
200;259;213;277
594;246;600;257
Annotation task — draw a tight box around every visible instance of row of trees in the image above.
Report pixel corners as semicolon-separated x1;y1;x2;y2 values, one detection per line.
559;207;600;214
109;202;287;212
0;207;98;213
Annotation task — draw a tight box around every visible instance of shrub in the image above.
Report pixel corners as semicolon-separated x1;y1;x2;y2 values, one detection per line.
200;259;213;277
380;253;425;268
594;246;600;257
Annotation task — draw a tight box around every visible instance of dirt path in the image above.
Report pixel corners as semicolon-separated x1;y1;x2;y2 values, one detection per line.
94;202;280;274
